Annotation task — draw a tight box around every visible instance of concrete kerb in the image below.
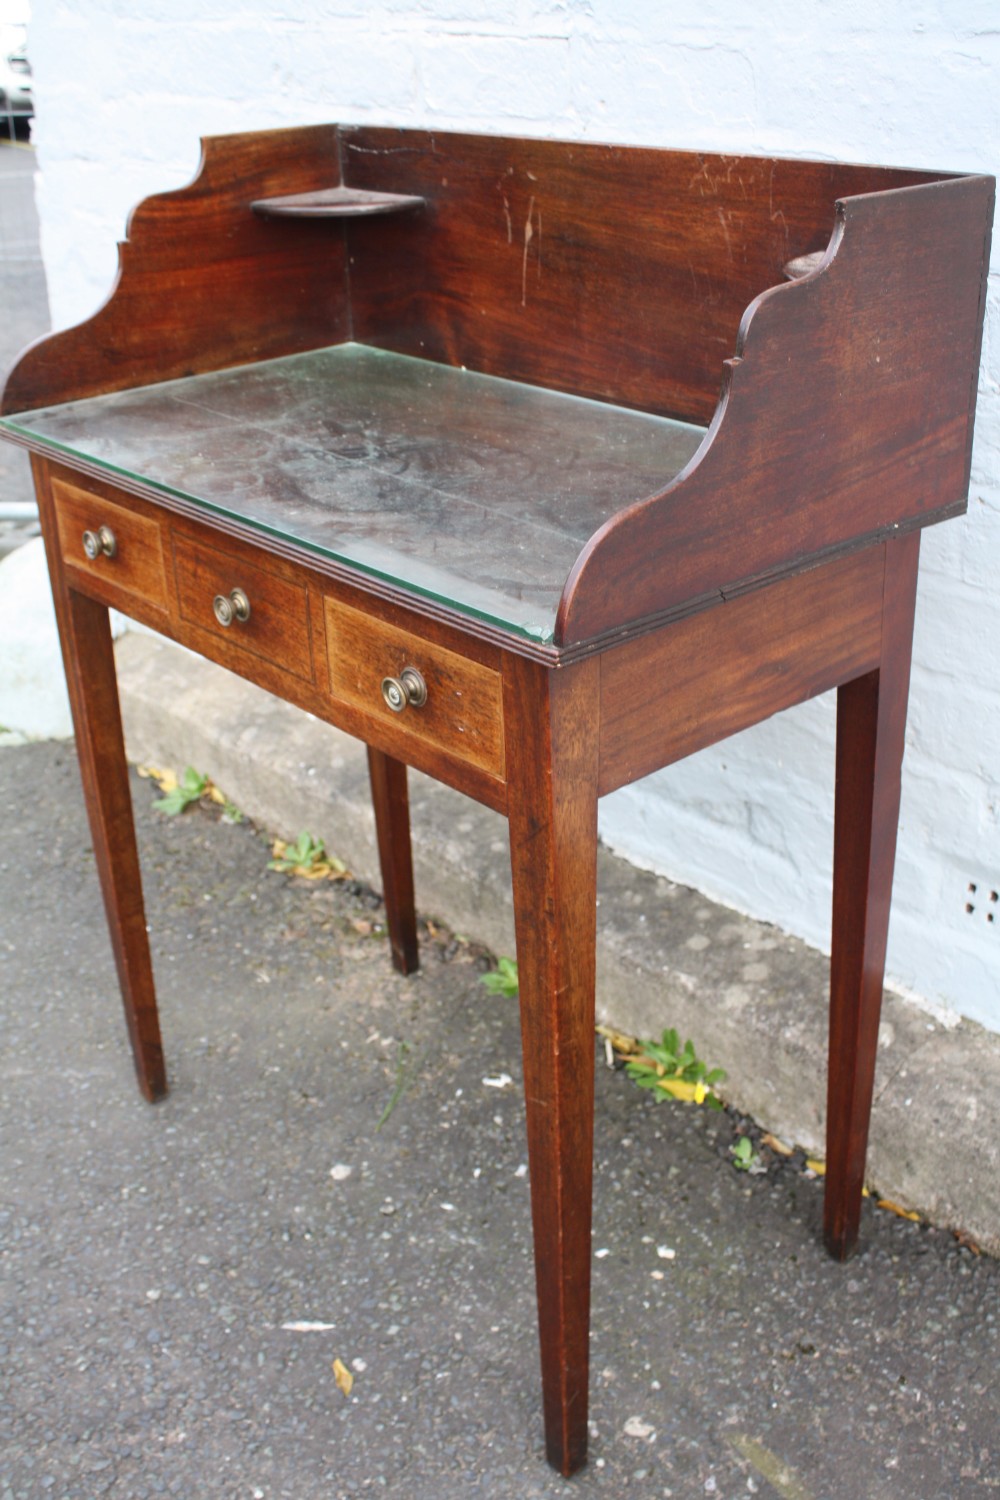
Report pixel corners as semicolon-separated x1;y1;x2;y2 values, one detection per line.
114;629;1000;1256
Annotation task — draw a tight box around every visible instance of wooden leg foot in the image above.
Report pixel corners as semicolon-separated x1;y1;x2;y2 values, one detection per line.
367;746;419;976
65;590;166;1102
825;535;920;1259
506;656;600;1475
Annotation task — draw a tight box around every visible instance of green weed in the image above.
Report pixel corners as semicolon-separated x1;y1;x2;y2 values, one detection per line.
625;1028;726;1107
730;1135;763;1172
479;955;520;997
152;766;209;816
267;831;328;873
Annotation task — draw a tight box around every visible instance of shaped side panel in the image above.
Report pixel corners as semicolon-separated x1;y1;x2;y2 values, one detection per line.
1;124;347;414
557;172;994;645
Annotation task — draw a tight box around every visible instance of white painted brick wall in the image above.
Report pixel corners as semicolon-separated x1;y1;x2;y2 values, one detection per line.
23;0;1000;1029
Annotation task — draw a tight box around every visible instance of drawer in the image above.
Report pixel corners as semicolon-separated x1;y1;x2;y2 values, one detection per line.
325;598;505;779
52;478;168;612
173;534;313;682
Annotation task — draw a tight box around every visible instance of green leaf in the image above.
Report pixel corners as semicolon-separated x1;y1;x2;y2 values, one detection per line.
152;766;209;816
377;1041;419;1132
152;788;183;816
479;956;519;997
270;831;328;871
731;1135;760;1170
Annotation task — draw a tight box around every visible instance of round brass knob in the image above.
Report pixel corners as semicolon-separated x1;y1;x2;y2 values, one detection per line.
212;588;251;627
381;666;427;713
82;525;117;560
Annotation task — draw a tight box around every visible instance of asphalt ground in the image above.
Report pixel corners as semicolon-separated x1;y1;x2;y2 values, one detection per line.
1;740;998;1500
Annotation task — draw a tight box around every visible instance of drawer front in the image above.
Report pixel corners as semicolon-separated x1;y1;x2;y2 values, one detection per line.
325;598;505;779
173;535;313;682
53;478;168;612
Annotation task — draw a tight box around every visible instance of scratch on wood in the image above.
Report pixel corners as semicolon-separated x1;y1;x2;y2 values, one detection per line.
346;144;423;158
717;206;733;261
689;159;710;196
768;164;789;240
502;192;512;244
522;194;536;308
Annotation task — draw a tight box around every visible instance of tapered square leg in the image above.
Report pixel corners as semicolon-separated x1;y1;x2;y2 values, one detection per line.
30;457;165;1101
60;590;166;1101
825;534;921;1259
367;746;419;975
505;655;600;1476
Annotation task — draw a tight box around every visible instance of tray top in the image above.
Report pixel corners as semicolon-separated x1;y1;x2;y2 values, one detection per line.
0;344;705;641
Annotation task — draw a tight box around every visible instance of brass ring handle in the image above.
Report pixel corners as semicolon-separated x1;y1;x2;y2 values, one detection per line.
212;588;251;627
381;666;427;713
82;525;117;560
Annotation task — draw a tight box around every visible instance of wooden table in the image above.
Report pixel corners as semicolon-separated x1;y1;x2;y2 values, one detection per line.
0;125;992;1475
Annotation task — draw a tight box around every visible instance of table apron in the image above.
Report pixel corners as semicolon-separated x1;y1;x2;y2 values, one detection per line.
597;546;887;796
42;461;890;819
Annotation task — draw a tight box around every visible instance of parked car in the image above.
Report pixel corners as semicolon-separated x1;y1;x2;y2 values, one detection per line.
0;30;32;131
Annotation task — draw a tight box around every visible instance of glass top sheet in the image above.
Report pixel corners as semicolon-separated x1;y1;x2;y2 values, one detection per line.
1;344;706;642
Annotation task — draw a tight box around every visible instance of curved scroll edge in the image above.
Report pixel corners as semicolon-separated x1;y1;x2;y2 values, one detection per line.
0;138;220;417
553;172;996;649
1;123;342;416
554;203;852;646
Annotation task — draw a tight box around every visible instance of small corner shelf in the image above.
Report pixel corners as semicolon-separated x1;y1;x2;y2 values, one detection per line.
251;186;425;219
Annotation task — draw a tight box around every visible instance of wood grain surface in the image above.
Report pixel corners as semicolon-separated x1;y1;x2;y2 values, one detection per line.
598;547;885;793
341;127;939;423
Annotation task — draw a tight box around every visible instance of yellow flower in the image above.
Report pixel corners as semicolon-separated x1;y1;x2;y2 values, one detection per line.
659;1078;699;1103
